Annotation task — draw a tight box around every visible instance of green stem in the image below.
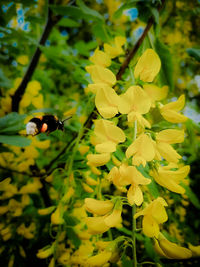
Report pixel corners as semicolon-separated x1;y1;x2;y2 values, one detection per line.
132;120;137;267
132;204;137;267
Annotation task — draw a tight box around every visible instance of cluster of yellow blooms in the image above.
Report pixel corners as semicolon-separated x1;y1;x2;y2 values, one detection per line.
82;36;194;263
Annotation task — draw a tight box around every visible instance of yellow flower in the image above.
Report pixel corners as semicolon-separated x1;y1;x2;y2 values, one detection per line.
17;55;29;65
78;145;90;155
118;86;151;127
89;47;111;67
82;182;94;193
104;209;122;227
51;204;64;225
84;198;114;215
154;129;185;163
86;65;116;86
85;176;98;186
32;139;50;149
17;223;36;239
91;119;125;153
126;133;155;166
104;36;126;58
86;250;112;266
188;243;200;256
19;179;42;194
87;153;111;167
37;244;55;259
38;206;56;215
26;80;42;96
160;95;188;123
151;165;190;194
134;49;161;82
108;164;151;206
134;197;168;238
85;216;110;234
32;94;44;109
143;84;168;107
157;235;192;259
95;84;120;118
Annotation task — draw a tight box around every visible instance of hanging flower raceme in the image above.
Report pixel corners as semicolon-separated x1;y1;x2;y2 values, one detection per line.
154;129;185;163
134;197;168;238
104;36;126;58
91;119;126;153
118;86;151;128
143;84;168;108
108;164;151;206
126;133;155;167
134;49;161;82
150;164;190;194
84;198;122;234
160;94;188;123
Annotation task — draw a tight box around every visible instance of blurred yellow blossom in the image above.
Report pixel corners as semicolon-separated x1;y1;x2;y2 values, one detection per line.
86;65;116;86
143;84;168;107
86;250;112;266
17;55;29;65
84;198;114;215
90;47;111;67
104;36;126;58
17;223;36;239
87;153;111;167
37;244;55;259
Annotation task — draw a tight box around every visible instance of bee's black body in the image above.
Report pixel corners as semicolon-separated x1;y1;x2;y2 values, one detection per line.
26;115;66;136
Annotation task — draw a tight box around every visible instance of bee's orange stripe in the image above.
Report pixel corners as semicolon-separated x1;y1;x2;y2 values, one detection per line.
41;123;48;132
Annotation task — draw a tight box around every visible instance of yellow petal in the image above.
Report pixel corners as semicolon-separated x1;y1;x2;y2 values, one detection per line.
158;238;192;259
161;95;185;112
188;244;200;256
86;65;116;86
156;142;181;163
152;201;168;224
156;129;184;144
87;251;112;266
127;185;143;206
104;209;122;227
134;49;161;82
95;141;117;153
38;206;56;215
87;153;110;167
154;239;171;258
85;216;110;234
84;198;114;216
90;48;111;67
95;86;119;118
118;86;151;115
160;109;188;123
37;245;54;259
143;215;159;238
143;84;168;106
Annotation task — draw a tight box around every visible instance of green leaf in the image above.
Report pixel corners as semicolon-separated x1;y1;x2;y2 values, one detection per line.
92;22;110;42
50;5;83;17
0;135;31;147
0;113;26;134
76;0;104;21
155;38;174;90
58;18;80;27
147;180;160;198
63;214;79;226
66;227;81;248
0;69;12;88
181;183;200;209
121;254;133;267
151;8;159;24
186;48;200;62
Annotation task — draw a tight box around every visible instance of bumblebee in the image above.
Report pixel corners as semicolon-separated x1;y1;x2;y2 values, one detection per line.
26;115;71;136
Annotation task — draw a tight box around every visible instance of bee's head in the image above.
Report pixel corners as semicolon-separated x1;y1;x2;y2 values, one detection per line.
58;120;64;131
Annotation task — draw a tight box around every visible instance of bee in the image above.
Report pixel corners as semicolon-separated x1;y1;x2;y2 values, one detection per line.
26;115;71;136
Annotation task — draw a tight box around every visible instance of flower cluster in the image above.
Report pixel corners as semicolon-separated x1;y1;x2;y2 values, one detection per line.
83;37;192;262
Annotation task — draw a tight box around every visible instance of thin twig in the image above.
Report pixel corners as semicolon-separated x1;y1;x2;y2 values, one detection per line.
11;1;61;112
116;0;166;80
